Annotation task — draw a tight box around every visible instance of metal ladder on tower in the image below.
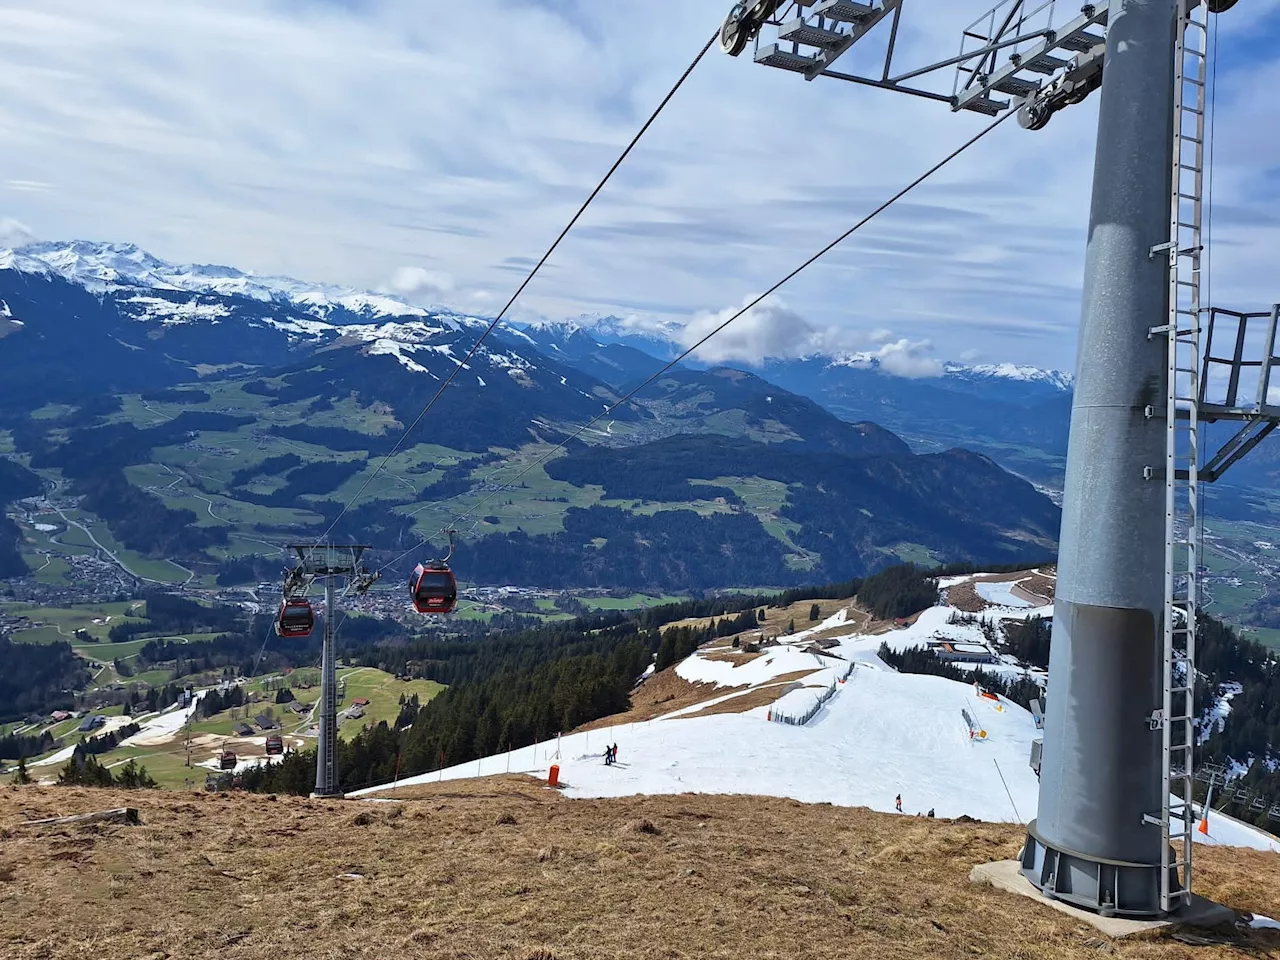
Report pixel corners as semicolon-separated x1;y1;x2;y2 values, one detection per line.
1153;0;1209;917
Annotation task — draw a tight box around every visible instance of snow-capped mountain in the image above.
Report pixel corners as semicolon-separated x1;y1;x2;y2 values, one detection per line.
519;313;684;361
0;240;432;323
943;361;1074;391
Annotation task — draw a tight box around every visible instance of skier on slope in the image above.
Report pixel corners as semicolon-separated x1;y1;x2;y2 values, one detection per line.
611;743;618;764
603;746;613;766
895;794;902;813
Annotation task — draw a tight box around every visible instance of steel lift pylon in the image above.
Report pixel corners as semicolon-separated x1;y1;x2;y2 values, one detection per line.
718;0;1269;917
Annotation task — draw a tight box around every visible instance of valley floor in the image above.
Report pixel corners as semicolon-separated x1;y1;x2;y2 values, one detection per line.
2;781;1279;960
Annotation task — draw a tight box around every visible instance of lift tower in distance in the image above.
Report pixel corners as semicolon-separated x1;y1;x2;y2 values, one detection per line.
720;0;1267;918
285;544;378;799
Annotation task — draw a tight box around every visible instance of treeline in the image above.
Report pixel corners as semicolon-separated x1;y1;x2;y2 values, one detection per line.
775;578;864;607
455;506;798;590
1198;615;1280;767
242;619;659;794
58;753;156;789
0;637;90;722
74;471;228;560
18;412;253;479
0;458;43;577
196;686;245;718
0;729;58;760
231;458;366;506
137;612;406;676
76;722;141;756
110;592;243;643
10;411;250;564
654;610;759;672
138;613;315;675
216;554;284;586
877;642;1041;711
857;565;938;620
1001;617;1052;670
229;454;303;487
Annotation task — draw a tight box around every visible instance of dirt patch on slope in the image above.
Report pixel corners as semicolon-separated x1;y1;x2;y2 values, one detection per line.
675;670;821;720
1;783;1277;960
573;669;748;733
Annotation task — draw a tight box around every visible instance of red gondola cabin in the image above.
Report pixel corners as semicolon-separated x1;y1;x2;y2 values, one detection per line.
265;734;284;756
275;598;315;638
219;749;237;771
410;561;458;614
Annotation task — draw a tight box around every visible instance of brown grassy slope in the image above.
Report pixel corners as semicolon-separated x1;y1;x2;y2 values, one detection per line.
573;669;747;733
2;782;1278;960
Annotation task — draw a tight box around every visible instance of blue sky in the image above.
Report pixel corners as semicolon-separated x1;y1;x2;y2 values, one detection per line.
0;0;1276;372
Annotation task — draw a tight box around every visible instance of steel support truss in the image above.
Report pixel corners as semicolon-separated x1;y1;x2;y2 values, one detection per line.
1196;305;1280;482
733;0;1114;124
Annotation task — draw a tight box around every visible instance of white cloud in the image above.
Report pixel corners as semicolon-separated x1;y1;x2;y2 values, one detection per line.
388;266;454;301
874;339;944;379
959;348;983;362
0;1;1273;369
678;294;867;365
0;216;35;248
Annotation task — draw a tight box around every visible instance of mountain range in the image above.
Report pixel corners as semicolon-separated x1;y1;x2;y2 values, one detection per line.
0;239;1085;590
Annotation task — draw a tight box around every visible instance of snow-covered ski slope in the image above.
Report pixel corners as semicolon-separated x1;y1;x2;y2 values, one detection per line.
354;582;1280;852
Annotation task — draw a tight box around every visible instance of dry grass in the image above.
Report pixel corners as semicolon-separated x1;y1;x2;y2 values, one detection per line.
573;670;747;733
945;569;1060;614
676;671;819;720
1012;572;1057;605
945;580;984;613
2;782;1278;960
699;650;765;665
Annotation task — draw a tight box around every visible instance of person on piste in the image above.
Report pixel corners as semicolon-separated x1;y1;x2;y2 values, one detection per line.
603;746;613;766
895;794;902;813
611;743;618;764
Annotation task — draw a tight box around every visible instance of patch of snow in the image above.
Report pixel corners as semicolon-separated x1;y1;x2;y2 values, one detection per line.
676;643;829;689
1195;809;1280;854
974;580;1034;608
33;523;57;532
476;376;486;387
29;743;76;768
356;659;1041;821
120;692;205;747
120;295;231;326
366;338;429;374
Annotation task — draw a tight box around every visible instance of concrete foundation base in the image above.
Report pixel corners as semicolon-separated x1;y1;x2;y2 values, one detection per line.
310;791;346;800
971;861;1236;938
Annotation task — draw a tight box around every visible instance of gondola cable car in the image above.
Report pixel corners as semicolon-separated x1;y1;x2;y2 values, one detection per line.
275;594;315;638
410;530;459;615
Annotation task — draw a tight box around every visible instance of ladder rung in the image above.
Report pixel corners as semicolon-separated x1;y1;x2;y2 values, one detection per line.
1180;135;1203;145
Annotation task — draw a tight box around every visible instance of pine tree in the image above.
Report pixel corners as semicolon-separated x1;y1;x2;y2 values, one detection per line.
787;619;795;634
115;759;157;789
655;632;677;672
14;756;31;785
809;604;820;621
757;609;766;622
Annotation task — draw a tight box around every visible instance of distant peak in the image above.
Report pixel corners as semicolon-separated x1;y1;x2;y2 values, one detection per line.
0;237;432;323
